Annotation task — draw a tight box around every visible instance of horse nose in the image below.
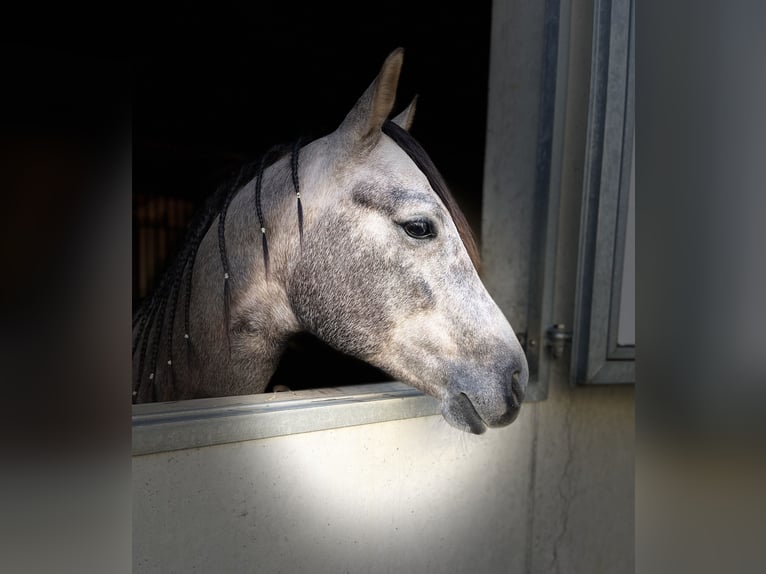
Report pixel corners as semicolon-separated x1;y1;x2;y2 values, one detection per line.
479;357;527;428
510;369;525;408
477;355;529;427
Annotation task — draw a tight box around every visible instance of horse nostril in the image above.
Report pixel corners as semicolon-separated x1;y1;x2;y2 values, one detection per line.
511;370;525;407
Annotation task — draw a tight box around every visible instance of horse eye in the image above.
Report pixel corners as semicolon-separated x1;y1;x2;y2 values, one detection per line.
402;220;435;239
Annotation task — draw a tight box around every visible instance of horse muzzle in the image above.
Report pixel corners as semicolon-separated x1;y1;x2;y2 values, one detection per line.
441;357;528;434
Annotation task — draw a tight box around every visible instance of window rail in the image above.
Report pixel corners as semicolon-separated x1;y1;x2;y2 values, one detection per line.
132;382;441;455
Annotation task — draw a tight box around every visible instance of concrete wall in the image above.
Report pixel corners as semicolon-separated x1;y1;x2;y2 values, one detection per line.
133;375;632;574
134;411;536;573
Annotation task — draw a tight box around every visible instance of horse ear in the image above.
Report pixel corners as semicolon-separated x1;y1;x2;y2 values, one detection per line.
338;47;404;147
391;95;418;131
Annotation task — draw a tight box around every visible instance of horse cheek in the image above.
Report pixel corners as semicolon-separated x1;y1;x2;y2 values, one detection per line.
288;218;392;361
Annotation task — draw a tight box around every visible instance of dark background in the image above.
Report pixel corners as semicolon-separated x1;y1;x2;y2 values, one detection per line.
134;3;494;388
135;4;492;232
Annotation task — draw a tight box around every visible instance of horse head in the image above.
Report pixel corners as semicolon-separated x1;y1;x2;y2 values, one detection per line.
287;49;528;433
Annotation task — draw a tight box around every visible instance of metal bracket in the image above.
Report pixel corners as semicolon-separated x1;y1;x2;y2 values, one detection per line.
545;324;573;359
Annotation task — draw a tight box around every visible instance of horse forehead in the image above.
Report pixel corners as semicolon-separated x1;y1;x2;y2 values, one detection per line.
341;136;430;190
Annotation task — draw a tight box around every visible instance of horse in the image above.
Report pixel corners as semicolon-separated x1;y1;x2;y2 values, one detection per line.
132;48;529;434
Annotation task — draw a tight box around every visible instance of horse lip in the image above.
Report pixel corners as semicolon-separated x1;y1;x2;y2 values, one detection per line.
456;392;487;435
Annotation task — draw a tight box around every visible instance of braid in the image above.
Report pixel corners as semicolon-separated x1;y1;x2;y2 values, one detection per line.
163;255;187;394
147;285;171;402
134;286;163;401
144;258;184;399
176;178;236;354
132;302;147;330
291;138;304;244
132;301;150;358
218;183;239;351
132;288;157;358
182;248;195;363
133;136;316;402
254;154;270;276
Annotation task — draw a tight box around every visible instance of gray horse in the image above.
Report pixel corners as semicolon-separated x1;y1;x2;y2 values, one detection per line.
133;48;528;434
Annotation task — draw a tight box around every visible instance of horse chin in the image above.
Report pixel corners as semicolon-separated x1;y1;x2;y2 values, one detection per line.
441;389;522;435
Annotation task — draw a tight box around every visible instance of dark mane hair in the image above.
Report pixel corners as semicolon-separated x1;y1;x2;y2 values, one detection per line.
132;142;295;401
382;121;481;271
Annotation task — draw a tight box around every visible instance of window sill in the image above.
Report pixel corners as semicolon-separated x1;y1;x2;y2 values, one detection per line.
132;382;441;455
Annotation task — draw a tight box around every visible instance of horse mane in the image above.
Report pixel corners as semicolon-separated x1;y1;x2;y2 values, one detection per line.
132;142;295;401
382;121;481;272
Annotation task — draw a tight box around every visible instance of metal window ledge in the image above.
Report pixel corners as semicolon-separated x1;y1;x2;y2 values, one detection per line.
132;382;441;455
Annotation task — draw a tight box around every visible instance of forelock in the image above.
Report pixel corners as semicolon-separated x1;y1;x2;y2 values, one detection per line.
381;121;481;271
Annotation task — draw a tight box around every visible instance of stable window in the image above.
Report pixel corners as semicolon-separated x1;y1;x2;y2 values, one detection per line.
132;8;496;444
481;0;635;398
572;0;635;384
133;0;636;448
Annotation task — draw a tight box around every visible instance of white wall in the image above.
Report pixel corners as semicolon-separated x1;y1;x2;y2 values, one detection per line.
133;406;536;573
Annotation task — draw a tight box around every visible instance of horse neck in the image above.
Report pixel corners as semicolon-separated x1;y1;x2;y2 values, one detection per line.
185;156;302;397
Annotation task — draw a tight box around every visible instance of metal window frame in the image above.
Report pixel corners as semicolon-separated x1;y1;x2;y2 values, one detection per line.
522;0;567;402
572;0;635;385
132;382;441;455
